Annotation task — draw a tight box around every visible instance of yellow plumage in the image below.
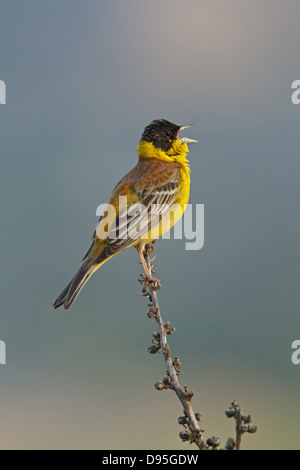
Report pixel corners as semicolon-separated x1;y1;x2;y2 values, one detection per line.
52;119;197;309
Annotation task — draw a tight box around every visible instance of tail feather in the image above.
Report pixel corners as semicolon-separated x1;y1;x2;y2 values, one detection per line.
52;280;72;309
52;263;97;310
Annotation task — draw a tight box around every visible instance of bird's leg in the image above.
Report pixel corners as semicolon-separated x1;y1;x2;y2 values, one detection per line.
136;245;161;294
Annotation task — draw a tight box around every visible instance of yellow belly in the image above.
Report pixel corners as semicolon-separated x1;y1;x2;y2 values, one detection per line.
137;170;190;245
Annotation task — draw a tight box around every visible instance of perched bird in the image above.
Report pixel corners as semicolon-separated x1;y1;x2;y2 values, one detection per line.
52;119;198;309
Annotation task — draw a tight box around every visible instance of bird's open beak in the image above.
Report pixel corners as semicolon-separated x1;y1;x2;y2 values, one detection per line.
178;125;199;144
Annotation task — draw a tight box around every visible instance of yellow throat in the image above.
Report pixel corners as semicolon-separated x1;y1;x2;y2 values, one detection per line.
137;140;191;173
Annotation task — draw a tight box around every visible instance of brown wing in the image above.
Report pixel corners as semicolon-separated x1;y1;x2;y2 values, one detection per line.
96;160;182;263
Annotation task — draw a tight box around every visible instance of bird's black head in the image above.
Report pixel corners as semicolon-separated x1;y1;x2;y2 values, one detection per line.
140;119;181;152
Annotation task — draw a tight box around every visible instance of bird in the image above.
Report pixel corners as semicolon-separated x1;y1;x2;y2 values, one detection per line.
52;119;198;310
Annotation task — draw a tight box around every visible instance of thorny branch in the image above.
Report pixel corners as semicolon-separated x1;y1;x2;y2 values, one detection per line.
138;243;257;450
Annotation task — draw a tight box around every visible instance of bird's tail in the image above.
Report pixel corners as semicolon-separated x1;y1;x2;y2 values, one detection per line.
52;262;99;310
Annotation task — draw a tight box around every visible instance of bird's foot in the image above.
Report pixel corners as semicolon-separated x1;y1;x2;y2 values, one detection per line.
139;273;161;296
143;274;161;293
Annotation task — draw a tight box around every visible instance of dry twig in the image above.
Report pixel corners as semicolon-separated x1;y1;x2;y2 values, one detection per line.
138;243;257;450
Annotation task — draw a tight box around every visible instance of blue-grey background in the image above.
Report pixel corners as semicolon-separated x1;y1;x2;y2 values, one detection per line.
0;0;299;449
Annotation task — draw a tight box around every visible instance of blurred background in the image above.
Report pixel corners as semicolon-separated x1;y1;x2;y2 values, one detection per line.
0;0;299;450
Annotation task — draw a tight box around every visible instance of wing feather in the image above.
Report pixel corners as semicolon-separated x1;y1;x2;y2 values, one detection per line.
96;181;180;262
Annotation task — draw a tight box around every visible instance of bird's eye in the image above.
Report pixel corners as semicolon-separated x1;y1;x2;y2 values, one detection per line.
165;130;172;137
